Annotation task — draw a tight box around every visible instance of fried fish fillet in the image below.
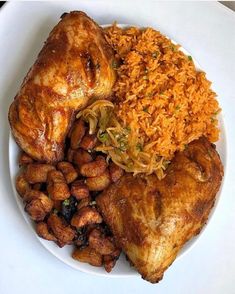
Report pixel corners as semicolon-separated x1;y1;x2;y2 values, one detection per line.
9;11;116;162
96;137;223;283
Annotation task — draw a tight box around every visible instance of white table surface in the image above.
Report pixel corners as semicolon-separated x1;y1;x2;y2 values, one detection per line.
0;1;235;294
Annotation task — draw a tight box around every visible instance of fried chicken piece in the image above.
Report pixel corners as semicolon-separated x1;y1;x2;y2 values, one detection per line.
8;11;116;162
96;137;223;283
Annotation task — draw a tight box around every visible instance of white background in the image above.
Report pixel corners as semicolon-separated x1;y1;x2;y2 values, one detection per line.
0;1;235;294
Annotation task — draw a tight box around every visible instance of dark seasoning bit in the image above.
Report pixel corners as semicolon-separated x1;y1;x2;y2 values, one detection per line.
136;143;143;152
143;106;149;113
112;60;119;69
61;197;77;222
152;51;159;58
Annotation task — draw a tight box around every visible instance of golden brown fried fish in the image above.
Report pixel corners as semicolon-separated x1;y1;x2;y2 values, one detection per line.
96;137;223;283
9;11;116;162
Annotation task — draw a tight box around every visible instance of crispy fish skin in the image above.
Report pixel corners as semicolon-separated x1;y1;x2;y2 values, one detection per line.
96;137;223;283
9;11;116;162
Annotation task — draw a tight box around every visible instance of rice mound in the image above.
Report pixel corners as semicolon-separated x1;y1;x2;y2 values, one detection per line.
105;25;220;160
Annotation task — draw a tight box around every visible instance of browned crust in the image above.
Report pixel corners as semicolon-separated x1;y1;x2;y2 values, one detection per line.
8;11;116;162
96;137;223;283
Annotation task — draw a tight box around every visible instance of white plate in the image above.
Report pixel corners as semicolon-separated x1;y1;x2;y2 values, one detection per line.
8;22;227;278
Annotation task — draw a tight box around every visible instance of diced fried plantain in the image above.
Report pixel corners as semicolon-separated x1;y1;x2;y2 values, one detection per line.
85;170;111;191
70;119;86;149
47;213;76;247
53;200;62;211
71;180;89;200
76;196;91;210
79;134;97;150
25;163;55;184
88;228;116;255
25;193;53;221
72;246;102;267
36;222;57;241
33;183;42;191
16;172;31;197
109;162;124;183
103;255;116;273
67;148;75;162
80;156;107;177
24;189;47;202
71;207;102;228
18;152;34;166
73;148;93;167
57;161;78;184
47;170;70;200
